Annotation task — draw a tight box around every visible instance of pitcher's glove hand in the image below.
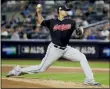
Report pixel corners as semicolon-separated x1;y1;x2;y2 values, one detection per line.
75;27;84;36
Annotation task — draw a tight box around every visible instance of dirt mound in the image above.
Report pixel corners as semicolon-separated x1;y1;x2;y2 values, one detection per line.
2;78;109;88
2;78;52;88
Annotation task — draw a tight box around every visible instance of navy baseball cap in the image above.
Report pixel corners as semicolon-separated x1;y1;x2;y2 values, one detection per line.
58;5;71;11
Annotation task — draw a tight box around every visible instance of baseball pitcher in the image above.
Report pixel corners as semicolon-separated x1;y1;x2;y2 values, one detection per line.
6;4;101;86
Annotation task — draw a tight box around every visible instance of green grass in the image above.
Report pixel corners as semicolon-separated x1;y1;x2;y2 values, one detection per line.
2;59;109;68
2;72;109;86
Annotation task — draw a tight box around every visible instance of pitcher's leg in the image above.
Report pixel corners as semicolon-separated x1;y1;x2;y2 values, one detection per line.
20;43;64;74
63;46;94;80
20;43;52;73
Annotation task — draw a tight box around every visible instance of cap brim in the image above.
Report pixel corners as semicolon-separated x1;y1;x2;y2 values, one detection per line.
65;9;71;11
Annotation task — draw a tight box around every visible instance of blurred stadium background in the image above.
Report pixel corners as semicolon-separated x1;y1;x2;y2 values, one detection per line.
1;0;110;60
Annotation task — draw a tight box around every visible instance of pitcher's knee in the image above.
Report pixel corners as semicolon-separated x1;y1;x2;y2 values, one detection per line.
81;53;86;58
80;53;87;61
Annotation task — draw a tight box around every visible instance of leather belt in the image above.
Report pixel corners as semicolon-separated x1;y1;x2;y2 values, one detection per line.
54;45;66;50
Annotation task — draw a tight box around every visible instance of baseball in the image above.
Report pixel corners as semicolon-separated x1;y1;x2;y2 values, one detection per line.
36;4;42;8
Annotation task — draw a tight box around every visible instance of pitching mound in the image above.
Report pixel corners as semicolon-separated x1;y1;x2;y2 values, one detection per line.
2;78;109;88
2;78;52;88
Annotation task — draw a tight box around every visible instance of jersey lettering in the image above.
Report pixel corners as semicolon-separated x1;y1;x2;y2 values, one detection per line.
53;24;71;31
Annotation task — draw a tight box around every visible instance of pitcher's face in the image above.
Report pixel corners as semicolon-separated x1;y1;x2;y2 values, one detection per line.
59;10;68;17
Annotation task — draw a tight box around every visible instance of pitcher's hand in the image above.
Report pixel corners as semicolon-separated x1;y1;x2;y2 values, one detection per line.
36;4;42;13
